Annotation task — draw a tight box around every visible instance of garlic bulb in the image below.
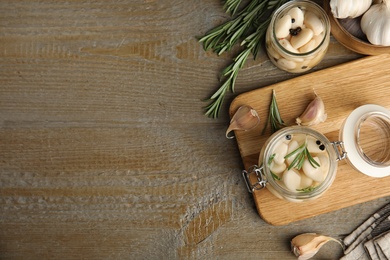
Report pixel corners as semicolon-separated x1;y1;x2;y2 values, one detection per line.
361;0;390;46
330;0;372;19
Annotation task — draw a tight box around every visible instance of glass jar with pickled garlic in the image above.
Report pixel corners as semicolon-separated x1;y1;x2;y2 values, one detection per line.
242;105;390;203
265;0;330;73
243;126;338;202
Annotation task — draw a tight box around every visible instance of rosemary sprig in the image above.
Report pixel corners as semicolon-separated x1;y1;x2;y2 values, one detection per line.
284;138;321;170
223;0;243;15
200;0;287;118
267;153;281;180
199;0;268;55
262;89;286;134
296;186;316;193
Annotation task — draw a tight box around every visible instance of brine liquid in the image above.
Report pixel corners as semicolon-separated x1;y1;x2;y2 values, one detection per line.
268;133;329;193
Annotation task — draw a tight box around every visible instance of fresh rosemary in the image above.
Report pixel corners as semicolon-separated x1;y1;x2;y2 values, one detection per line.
262;89;286;134
284;138;321;171
200;0;287;118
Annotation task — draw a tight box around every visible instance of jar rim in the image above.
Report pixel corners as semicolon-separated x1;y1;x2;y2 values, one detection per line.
341;104;390;177
271;0;330;57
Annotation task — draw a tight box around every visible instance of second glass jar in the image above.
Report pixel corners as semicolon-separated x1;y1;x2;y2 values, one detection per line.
265;0;331;73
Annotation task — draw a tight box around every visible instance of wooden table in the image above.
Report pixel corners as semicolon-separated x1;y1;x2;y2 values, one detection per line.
0;0;388;259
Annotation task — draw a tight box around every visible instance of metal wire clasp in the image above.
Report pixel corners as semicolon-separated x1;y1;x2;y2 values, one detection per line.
331;141;347;161
242;165;267;193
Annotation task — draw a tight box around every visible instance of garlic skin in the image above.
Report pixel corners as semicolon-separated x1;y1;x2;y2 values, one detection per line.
291;233;344;260
330;0;372;19
226;105;260;139
296;94;327;126
361;0;390;46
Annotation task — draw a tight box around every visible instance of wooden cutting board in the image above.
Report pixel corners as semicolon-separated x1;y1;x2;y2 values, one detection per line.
230;54;390;226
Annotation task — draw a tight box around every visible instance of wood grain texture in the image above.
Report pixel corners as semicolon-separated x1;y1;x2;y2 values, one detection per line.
0;0;388;259
230;54;390;225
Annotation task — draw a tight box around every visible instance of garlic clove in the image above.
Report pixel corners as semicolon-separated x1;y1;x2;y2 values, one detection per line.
296;93;327;126
283;169;301;192
226;105;260;139
270;161;287;175
290;28;314;50
306;136;326;154
291;233;344;260
273;140;289;164
286;140;300;165
299;174;313;189
275;14;292;38
304;12;324;36
287;7;304;29
302;156;324;182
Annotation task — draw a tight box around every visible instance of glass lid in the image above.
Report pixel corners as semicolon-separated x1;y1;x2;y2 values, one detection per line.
340;104;390;178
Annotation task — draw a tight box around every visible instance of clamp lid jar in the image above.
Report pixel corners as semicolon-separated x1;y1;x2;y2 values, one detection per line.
243;104;390;203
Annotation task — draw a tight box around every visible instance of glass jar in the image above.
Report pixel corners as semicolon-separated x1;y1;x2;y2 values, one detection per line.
242;105;390;203
265;0;330;73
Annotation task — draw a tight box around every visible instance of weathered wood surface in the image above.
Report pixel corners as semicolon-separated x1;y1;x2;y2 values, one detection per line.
0;0;388;259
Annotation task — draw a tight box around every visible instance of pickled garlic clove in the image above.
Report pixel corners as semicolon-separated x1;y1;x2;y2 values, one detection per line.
283;169;301;192
302;156;324;182
270;161;287;175
291;233;344;260
304;11;324;36
273;141;289;164
318;154;330;175
290;28;314;50
275;14;292;38
226;105;260;139
306;136;326;154
287;7;304;29
300;174;313;189
296;94;327;126
286;140;300;165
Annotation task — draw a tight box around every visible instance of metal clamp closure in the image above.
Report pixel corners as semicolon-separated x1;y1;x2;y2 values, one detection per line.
242;165;267;193
331;141;347;161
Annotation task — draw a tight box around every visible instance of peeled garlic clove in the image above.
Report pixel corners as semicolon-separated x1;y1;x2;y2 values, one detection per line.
277;58;297;70
273;141;289;164
290;28;314;49
302;156;324;182
287;7;304;29
291;233;344;260
298;39;316;53
275;14;292;38
286;140;300;165
270;161;287;175
226;105;260;139
306;136;326;154
279;38;299;53
300;174;313;189
303;12;324;36
296;94;327;126
318;154;329;175
283;169;301;192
